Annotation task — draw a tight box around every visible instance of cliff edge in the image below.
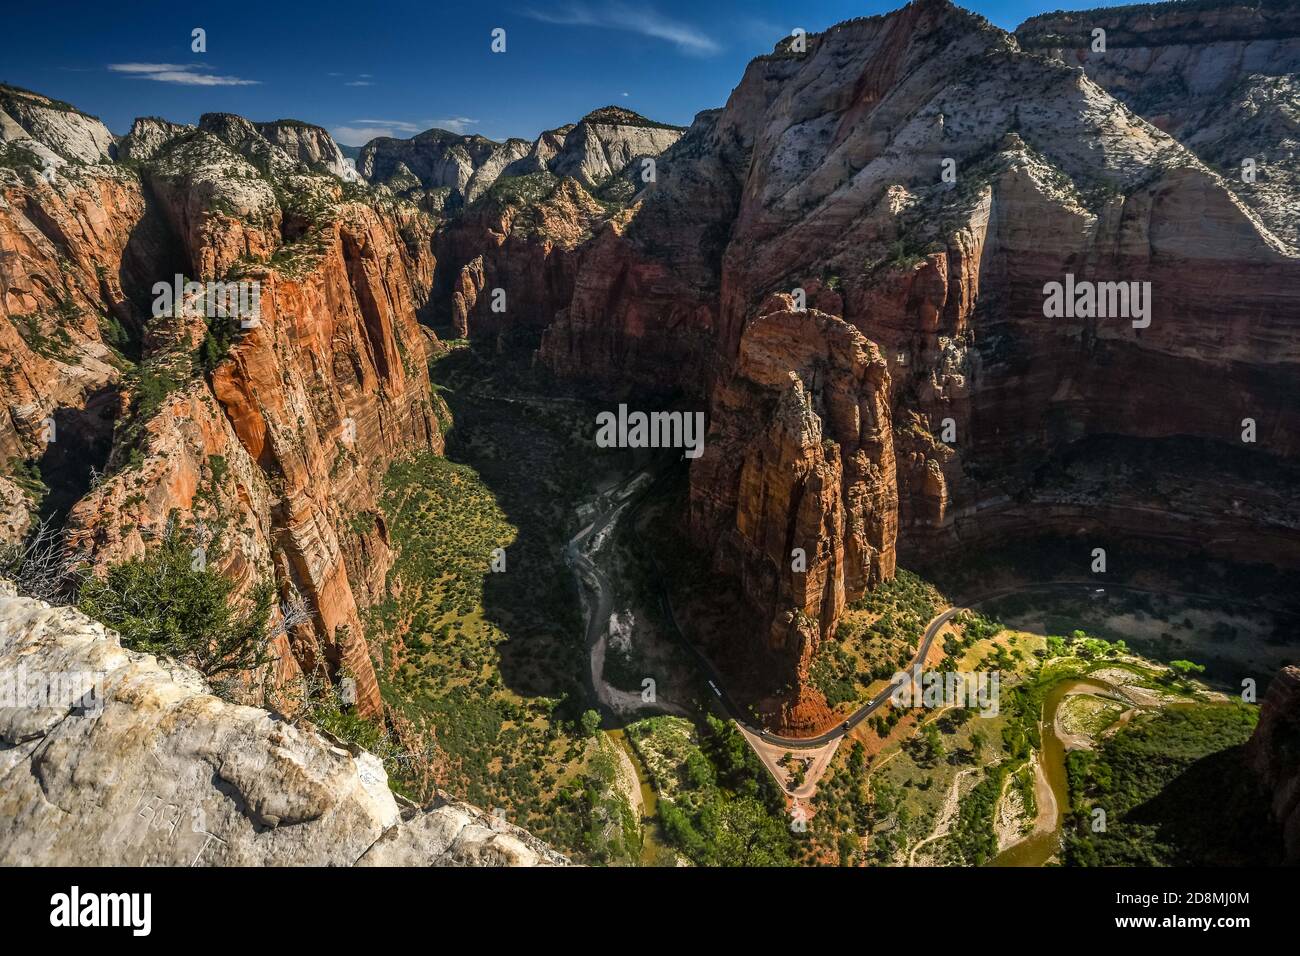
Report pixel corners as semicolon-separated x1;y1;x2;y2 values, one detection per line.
0;580;566;866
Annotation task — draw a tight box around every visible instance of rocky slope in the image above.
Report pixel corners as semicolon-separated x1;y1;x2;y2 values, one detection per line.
436;175;608;338
254;119;361;181
1247;664;1300;863
1017;0;1300;249
358;129;533;209
357;106;683;210
0;581;564;865
545;106;685;189
0;84;115;167
534;0;1300;730
1;103;444;719
0;158;157;522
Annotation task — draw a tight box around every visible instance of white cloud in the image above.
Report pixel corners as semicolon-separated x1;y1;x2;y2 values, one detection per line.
108;63;259;86
351;119;426;133
429;117;479;134
108;63;192;73
332;126;406;144
523;2;720;56
344;80;373;86
332;116;480;145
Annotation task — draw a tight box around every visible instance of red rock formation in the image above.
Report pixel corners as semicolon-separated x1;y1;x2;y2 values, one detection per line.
436;177;606;340
1247;666;1300;863
5;0;1299;740
2;113;445;718
0;165;152;464
535;0;1300;730
690;299;896;732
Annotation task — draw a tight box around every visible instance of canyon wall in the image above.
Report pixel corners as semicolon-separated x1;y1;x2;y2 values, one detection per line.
1247;664;1300;863
1;105;447;716
533;0;1300;729
1017;0;1300;246
3;0;1297;739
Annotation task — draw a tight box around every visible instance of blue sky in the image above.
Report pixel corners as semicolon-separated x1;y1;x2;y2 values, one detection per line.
2;0;1148;144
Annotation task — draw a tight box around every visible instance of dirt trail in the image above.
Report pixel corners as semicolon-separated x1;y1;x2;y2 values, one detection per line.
908;768;975;865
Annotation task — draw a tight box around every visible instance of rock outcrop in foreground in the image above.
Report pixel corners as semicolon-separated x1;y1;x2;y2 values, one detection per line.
1248;665;1300;864
0;582;565;866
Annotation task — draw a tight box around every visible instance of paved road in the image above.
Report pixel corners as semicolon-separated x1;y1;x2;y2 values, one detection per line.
636;493;1226;749
733;579;1244;749
591;463;1271;751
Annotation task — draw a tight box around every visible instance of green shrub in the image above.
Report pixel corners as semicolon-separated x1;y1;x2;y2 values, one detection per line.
77;523;276;680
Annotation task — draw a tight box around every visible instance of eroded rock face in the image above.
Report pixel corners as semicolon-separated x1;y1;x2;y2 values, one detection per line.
0;161;157;467
437;178;607;339
1247;666;1300;863
689;301;896;732
1017;1;1300;250
1;96;446;718
254;120;360;182
534;0;1300;727
118;116;195;163
62;195;446;716
359;130;533;204
0;582;564;866
357;107;683;207
0;84;115;167
546;107;685;189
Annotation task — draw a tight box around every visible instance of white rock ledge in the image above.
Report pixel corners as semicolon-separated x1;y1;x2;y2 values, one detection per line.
0;581;567;866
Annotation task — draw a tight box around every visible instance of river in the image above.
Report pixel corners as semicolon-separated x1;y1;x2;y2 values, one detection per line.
606;728;672;866
989;677;1120;867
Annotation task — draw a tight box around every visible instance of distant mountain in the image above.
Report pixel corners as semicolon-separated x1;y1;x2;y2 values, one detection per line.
355;106;684;208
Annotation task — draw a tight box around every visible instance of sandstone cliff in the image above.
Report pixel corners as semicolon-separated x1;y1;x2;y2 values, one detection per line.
3;0;1296;746
689;300;897;729
0;84;115;167
359;129;533;206
545;106;685;189
357;106;683;209
2;102;446;719
0;581;564;866
1247;665;1300;863
254;119;361;182
1017;0;1300;248
534;0;1300;729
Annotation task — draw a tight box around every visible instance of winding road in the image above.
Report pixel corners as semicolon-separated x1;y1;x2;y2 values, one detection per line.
574;462;1268;753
